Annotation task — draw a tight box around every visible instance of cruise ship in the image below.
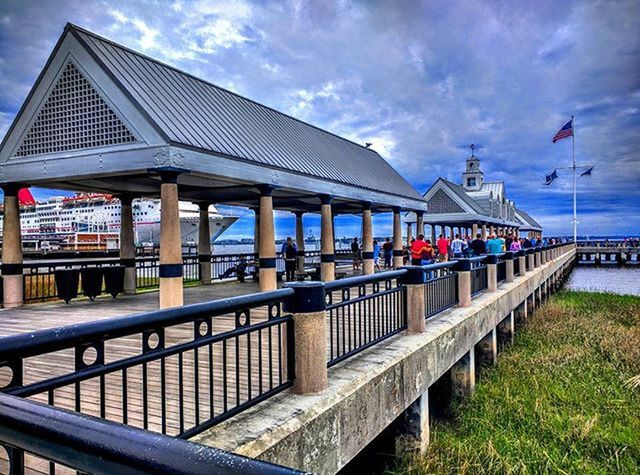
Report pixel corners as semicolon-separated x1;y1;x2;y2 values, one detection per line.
0;189;237;247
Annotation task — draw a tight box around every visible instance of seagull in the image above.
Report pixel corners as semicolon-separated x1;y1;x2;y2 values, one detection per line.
365;142;373;148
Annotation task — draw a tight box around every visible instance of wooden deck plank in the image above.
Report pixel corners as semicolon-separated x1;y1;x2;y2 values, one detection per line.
0;275;401;472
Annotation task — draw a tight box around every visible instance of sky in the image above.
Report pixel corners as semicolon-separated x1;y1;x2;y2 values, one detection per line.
0;0;638;239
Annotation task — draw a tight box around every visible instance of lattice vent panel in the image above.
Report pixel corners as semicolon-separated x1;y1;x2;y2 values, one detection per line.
427;189;465;214
14;61;136;158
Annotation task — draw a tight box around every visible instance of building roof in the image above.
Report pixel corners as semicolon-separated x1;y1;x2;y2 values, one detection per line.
438;179;484;214
515;208;543;230
0;23;426;212
72;25;423;201
480;181;505;201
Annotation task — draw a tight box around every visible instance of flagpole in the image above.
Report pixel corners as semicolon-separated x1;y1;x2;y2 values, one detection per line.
572;115;577;243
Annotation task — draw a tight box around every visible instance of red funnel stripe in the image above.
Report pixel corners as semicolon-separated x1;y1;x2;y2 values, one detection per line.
17;188;36;205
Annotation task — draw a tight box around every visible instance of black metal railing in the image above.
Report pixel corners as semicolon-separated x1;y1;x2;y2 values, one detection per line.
324;271;407;367
469;257;488;296
0;289;295;439
22;258;122;303
496;254;506;283
423;262;458;318
0;392;300;475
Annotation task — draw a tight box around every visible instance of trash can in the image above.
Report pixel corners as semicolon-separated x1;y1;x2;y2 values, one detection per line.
104;266;125;298
54;269;80;304
81;267;104;301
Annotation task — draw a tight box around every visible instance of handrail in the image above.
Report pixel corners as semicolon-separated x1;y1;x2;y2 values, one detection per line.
0;287;294;360
0;393;303;475
324;269;407;290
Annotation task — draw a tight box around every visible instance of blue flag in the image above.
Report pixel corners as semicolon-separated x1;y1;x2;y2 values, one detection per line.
545;169;558;185
581;166;594;176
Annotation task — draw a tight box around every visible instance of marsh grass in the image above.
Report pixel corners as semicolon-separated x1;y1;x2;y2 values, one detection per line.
397;291;640;474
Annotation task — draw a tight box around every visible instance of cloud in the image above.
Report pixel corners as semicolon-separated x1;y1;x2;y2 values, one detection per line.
0;0;638;237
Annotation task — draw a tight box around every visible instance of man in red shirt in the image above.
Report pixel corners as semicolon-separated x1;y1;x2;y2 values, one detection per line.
410;234;428;265
437;233;449;262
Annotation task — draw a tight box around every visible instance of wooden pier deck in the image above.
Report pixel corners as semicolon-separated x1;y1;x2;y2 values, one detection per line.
0;272;399;475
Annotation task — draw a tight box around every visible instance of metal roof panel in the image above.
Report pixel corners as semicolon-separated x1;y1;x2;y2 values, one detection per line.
72;26;423;201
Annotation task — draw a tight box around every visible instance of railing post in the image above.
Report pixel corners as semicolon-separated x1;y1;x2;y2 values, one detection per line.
283;281;328;394
454;260;472;307
540;246;547;265
518;250;527;275
1;183;25;308
527;249;535;271
534;248;541;268
485;255;498;292
401;267;426;334
504;251;514;283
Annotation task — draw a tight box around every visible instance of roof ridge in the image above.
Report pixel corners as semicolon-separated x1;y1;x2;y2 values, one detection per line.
66;23;382;156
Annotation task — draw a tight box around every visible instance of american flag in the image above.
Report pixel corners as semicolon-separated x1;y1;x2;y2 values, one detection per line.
552;119;573;143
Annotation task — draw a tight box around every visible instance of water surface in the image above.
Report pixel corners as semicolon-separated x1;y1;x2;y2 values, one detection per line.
566;267;640;296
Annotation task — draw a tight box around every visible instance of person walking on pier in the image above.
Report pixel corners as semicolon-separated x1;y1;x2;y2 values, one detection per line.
383;237;393;268
281;237;297;281
450;233;467;258
373;240;382;272
470;233;486;256
351;237;361;271
437;234;449;262
486;234;504;254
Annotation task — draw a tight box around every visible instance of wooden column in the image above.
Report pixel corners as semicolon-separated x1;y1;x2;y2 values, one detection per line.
320;195;335;281
430;224;437;245
258;186;277;291
295;211;305;273
481;224;487;240
119;194;136;294
1;184;24;308
416;211;424;237
253;207;260;261
406;222;413;248
362;203;374;275
198;202;212;285
392;208;403;269
159;171;183;309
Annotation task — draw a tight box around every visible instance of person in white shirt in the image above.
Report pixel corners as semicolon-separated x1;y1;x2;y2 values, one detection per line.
450;234;467;258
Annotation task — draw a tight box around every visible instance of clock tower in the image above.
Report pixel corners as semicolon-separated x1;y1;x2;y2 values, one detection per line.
462;144;483;191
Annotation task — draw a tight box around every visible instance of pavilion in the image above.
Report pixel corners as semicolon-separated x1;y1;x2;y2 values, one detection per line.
0;23;426;308
405;146;542;243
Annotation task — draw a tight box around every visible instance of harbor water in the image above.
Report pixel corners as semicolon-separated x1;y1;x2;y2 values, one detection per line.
566;266;640;296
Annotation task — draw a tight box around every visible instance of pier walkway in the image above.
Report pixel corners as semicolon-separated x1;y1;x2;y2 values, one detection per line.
0;244;574;474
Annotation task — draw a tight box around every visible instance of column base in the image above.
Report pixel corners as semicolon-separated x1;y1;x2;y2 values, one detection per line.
320;262;335;282
395;390;430;456
259;267;277;291
363;259;374;275
451;350;475;397
199;262;212;285
475;328;497;371
2;274;24;308
123;267;137;295
159;277;183;309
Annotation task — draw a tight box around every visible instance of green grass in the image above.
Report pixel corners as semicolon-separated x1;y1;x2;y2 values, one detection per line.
397;291;640;474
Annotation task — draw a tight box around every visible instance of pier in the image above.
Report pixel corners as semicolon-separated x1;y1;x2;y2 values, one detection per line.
0;23;568;475
575;242;639;266
0;243;575;473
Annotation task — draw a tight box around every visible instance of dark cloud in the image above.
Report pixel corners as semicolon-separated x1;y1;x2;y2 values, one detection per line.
0;0;638;236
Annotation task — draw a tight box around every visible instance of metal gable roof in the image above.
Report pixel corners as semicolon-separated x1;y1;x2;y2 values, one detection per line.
515;208;543;229
438;179;484;214
480;181;505;200
70;25;423;202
